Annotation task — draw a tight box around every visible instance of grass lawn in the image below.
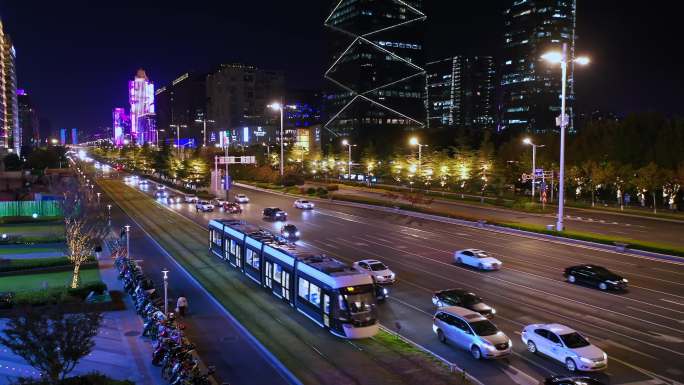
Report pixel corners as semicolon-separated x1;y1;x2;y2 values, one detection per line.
0;267;101;292
0;245;64;256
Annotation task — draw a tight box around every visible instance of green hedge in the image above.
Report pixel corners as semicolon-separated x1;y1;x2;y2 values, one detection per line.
11;281;107;306
12;372;134;385
0;256;96;273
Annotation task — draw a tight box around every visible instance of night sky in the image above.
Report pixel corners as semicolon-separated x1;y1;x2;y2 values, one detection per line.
0;1;681;135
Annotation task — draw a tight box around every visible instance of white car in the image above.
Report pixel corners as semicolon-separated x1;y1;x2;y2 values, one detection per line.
433;306;512;360
353;259;396;284
454;249;502;271
184;195;198;203
234;194;250;203
521;323;607;372
294;199;315;209
196;201;215;212
212;198;228;206
138;179;149;186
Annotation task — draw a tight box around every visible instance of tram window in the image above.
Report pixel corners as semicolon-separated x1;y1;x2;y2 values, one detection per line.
298;278;310;300
309;284;321;307
246;249;254;266
273;264;282;283
230;240;237;256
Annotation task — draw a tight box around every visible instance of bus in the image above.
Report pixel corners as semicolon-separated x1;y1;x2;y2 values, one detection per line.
208;219;379;339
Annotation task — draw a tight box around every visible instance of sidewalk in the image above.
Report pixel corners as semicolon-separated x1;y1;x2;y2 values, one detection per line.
0;239;164;385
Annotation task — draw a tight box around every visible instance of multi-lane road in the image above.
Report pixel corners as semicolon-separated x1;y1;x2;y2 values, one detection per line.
130;177;684;385
335;186;684;248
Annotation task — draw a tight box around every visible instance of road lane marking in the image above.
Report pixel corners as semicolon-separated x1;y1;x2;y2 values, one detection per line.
661;298;684;306
627;306;684;323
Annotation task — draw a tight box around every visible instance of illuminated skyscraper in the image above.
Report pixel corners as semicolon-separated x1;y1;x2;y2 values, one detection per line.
427;56;496;131
500;0;576;135
0;19;19;154
324;0;426;154
112;108;129;146
129;69;156;144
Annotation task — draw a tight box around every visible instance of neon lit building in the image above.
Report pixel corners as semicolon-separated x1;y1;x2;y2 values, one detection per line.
324;0;426;155
129;69;156;144
112;107;129;146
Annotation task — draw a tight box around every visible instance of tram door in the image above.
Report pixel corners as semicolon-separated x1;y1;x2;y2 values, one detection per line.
323;294;330;327
282;271;291;301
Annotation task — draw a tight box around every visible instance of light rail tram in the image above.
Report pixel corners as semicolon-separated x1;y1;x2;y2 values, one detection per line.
208;219;379;339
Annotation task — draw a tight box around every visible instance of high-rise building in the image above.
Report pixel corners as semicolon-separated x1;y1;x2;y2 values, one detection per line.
156;72;208;147
500;0;576;135
18;89;39;151
427;56;496;132
112;108;129;146
206;63;284;145
129;69;156;145
324;0;426;155
0;19;19;154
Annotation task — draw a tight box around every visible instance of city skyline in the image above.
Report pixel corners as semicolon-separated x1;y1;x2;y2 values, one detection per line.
0;1;681;134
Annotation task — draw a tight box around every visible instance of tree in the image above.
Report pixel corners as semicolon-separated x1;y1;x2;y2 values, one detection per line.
634;162;665;213
3;153;22;171
64;218;96;289
0;309;103;383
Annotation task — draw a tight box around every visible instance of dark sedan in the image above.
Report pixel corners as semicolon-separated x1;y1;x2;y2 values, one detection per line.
564;265;628;291
263;207;287;221
431;288;496;318
280;224;300;241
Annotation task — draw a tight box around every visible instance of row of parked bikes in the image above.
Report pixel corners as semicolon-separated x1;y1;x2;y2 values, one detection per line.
113;243;215;385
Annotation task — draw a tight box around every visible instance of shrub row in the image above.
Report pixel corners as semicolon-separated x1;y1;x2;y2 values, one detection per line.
9;281;108;306
0;256;96;273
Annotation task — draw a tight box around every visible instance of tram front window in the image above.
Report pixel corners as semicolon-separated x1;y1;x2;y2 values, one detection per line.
339;285;376;325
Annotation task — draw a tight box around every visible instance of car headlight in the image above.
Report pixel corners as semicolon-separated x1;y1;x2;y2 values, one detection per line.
490;308;496;314
579;357;593;364
382;288;388;295
390;273;396;279
295;231;300;236
622;278;629;283
602;352;607;360
283;232;289;237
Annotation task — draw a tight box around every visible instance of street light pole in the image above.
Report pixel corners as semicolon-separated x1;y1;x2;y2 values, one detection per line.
162;268;169;316
342;140;355;180
280;100;284;178
125;225;130;258
542;43;589;232
523;138;545;200
409;137;427;177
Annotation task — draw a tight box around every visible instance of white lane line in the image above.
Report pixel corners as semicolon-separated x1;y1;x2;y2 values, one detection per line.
661;298;684;306
626;306;684;323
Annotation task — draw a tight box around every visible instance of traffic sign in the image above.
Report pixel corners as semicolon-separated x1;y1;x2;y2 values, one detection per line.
216;156;256;165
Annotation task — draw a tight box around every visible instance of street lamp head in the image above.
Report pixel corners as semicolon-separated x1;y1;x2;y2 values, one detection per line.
409;137;419;146
574;56;590;66
342;139;349;146
125;225;130;231
162;268;169;279
268;102;282;111
523;137;532;145
541;51;563;64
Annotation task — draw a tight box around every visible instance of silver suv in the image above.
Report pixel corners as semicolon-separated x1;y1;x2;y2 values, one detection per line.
432;306;512;359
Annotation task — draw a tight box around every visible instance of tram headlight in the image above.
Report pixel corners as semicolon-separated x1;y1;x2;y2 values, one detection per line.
295;231;301;236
